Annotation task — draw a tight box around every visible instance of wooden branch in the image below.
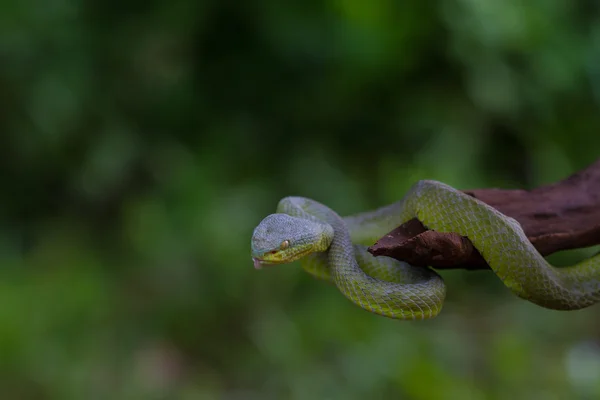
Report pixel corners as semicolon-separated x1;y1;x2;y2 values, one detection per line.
368;159;600;270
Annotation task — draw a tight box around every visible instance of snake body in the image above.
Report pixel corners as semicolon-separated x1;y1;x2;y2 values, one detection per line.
251;180;600;319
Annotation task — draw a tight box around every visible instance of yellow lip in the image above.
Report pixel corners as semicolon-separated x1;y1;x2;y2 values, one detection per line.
253;245;317;270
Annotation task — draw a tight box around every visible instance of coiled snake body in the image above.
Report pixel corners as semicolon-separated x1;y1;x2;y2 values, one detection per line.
250;180;600;319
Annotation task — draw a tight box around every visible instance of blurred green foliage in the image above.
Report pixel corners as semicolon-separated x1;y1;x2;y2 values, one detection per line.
0;0;600;399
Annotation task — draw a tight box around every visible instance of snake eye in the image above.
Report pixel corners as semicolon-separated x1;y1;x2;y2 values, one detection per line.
280;240;290;250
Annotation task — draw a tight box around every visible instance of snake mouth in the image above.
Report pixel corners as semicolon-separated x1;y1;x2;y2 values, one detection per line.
252;245;317;270
252;257;285;269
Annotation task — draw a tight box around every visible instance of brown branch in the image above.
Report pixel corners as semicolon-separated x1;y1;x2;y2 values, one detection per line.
368;158;600;270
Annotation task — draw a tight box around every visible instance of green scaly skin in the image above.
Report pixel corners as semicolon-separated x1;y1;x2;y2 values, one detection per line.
250;180;600;320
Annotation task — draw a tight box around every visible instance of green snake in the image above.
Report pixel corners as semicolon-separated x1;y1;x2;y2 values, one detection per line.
250;180;600;320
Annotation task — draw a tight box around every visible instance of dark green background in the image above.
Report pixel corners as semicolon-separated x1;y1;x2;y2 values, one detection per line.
1;1;600;399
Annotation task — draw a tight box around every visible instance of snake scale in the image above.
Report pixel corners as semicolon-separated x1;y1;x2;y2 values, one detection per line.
250;180;600;319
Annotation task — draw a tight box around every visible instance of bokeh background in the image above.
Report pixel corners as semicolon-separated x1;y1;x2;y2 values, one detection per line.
1;0;600;399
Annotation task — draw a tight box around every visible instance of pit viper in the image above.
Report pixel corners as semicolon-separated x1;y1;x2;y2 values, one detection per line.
250;180;600;319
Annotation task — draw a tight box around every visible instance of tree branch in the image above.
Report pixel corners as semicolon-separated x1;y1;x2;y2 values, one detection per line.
368;159;600;270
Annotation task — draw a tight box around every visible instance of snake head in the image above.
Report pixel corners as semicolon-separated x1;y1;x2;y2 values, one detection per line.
251;213;332;269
